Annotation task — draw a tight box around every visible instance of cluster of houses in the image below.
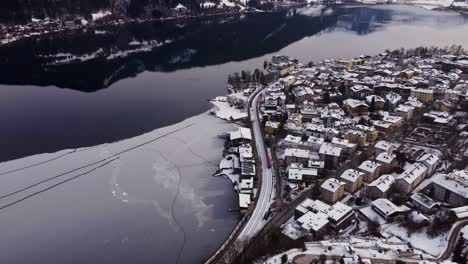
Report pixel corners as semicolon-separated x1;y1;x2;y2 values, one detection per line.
260;51;468;241
220;127;256;214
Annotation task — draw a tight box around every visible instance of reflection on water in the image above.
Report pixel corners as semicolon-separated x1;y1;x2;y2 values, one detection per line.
1;5;467;162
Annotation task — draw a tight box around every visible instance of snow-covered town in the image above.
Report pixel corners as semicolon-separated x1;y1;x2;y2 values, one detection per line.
209;46;468;263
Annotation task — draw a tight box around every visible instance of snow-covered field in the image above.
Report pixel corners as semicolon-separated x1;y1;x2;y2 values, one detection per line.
399;0;455;10
211;96;248;120
382;224;448;256
92;10;112;21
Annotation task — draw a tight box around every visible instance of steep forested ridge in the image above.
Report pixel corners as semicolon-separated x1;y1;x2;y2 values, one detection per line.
0;0;211;24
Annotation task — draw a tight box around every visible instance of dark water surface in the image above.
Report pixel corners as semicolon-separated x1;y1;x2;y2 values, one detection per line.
0;4;468;264
1;5;468;162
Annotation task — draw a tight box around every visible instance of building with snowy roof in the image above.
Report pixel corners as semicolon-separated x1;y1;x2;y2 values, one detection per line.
239;177;254;194
297;211;329;234
340;169;364;193
321;178;346;204
431;170;468;207
410;192;439;213
374;140;395;156
394;104;415;120
342;99;369;117
376;152;396;173
295;198;354;232
417;153;440;177
367;174;395;200
284;148;309;166
280;134;302;148
358;160;382;183
371;198;410;220
319;143;342;169
331;137;357;156
287;163;318;182
239;193;251;214
395;163;428;194
303;136;325;152
229;127;252;146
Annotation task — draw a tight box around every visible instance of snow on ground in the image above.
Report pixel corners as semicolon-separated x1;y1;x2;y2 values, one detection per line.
219;0;236;8
282;216;306;240
94;30;108;35
106;40;172;60
297;5;325;17
403;0;454;10
44;48;104;65
200;2;216;8
210;97;248;121
174;3;187;10
462;225;468;240
354;0;389;4
453;1;468;8
91;10;112;21
382;224;448;256
217;154;241;189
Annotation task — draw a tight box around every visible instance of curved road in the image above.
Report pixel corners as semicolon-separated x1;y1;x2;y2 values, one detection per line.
237;90;275;242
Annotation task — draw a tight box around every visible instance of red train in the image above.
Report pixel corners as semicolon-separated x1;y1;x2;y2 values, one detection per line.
265;152;271;168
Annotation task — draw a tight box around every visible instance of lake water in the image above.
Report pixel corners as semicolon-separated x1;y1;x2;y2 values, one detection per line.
0;4;467;264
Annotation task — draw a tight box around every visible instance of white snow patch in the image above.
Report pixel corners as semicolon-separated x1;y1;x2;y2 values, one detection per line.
200;2;216;8
218;0;236;8
382;224;448;256
174;3;187;10
92;10;112;21
210;97;248;121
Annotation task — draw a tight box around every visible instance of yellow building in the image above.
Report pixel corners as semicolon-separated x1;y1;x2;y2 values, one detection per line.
320;178;346;204
279;64;296;77
356;125;378;142
400;69;416;79
343;99;369;117
358;160;382;183
340;169;364;193
335;59;354;69
344;130;367;147
265;121;280;135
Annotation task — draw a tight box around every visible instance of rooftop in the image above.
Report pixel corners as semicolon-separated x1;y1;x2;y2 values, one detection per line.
321;178;346;193
372;198;410;218
397;163;428;184
340;169;363;183
368;174;395;193
375;140;393;151
285;148;309;159
358;160;381;173
319;143;342;157
432;170;468;198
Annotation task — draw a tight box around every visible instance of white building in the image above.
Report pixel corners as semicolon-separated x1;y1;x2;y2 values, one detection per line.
358;160;382;182
431;170;468;207
284;148;310;166
367;174;395;200
371;198;410;220
417;153;440;177
319;143;342;169
394;163;428;194
374;140;395;155
287;163;318;182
